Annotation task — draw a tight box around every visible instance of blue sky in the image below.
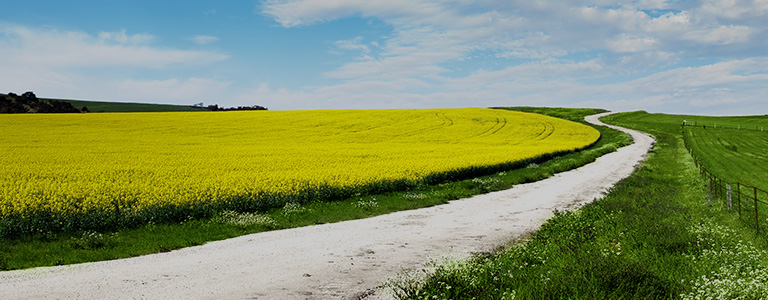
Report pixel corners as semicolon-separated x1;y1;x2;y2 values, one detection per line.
1;0;767;115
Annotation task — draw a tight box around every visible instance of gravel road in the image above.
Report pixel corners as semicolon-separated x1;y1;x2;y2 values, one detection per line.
0;112;654;299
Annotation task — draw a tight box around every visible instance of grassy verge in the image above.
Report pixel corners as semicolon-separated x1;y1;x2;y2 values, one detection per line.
0;107;630;271
392;111;768;299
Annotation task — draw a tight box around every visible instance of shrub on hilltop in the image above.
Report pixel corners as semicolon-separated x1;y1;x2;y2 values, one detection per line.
1;91;84;113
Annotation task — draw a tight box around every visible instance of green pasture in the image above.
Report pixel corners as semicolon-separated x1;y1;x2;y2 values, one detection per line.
614;111;768;190
683;117;768;234
616;111;768;232
684;125;768;191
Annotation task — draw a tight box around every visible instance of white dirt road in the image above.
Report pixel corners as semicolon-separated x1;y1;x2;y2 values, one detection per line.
0;112;654;300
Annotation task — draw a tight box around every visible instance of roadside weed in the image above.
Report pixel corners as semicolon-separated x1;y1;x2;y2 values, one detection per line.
212;211;277;229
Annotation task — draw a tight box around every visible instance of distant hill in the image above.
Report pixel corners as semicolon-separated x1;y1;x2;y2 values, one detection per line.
57;99;206;112
1;92;207;113
54;98;208;113
2;92;267;113
60;99;267;112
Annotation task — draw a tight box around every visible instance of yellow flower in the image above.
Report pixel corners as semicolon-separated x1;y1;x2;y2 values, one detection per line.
0;108;598;222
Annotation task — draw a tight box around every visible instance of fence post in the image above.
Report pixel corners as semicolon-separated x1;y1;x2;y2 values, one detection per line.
715;177;719;199
755;187;760;234
718;178;723;200
737;182;741;217
727;183;732;211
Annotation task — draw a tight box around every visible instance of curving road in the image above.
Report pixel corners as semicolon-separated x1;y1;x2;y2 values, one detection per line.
0;112;653;299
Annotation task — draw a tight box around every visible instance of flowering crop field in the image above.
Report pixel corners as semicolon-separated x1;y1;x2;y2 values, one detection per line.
0;108;599;237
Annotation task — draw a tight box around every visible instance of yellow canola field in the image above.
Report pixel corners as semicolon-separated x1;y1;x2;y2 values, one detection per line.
0;108;599;220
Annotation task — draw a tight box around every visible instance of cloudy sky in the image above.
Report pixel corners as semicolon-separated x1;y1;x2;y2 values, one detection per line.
1;1;766;115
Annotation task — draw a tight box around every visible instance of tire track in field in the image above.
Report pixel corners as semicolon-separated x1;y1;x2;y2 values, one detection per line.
534;121;555;141
0;112;654;300
387;112;453;138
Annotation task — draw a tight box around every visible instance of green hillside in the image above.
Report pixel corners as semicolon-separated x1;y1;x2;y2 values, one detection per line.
53;98;207;113
1;93;207;113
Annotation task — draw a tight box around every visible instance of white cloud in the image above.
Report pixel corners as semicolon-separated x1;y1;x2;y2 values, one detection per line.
495;48;568;59
606;34;659;53
191;35;219;45
113;78;231;102
699;0;768;19
261;0;449;28
333;36;371;54
98;29;154;44
578;6;649;31
454;59;605;87
245;54;768;116
0;25;227;69
256;0;768;115
683;25;752;45
0;65;232;105
233;83;324;110
0;24;230;105
644;11;690;32
5;2;766;115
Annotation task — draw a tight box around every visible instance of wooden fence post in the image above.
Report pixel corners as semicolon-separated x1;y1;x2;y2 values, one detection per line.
755;187;760;233
718;178;723;200
715;177;719;199
727;183;732;211
737;182;741;217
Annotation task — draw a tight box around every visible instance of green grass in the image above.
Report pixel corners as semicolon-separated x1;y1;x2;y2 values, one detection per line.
52;98;207;112
492;106;611;122
619;111;768;232
684;126;768;190
615;111;768;191
394;111;768;300
0;107;630;271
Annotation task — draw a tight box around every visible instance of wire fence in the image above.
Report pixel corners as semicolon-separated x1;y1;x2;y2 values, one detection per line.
682;120;767;132
682;123;768;234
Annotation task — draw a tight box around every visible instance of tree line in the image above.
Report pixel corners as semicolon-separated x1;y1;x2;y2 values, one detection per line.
191;102;268;111
1;92;87;113
0;91;268;113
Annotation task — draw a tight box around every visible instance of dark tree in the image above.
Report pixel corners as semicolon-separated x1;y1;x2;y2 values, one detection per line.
21;91;37;102
204;103;268;111
0;93;26;113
